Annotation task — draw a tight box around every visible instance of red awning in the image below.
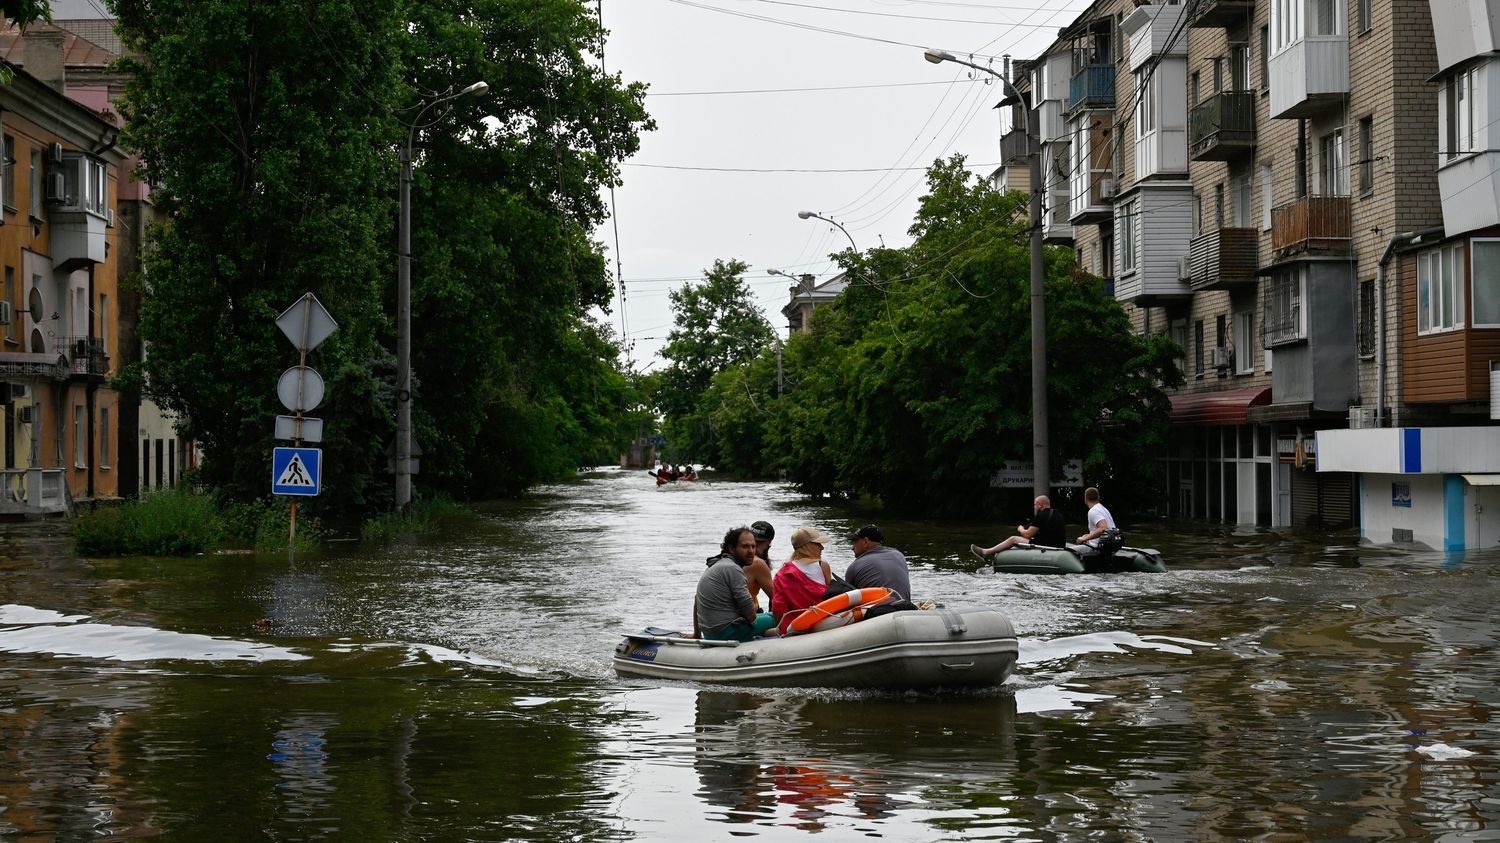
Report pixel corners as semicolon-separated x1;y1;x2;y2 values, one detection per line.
1169;386;1272;426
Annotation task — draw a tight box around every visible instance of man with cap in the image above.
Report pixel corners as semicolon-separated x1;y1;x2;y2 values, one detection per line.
845;524;917;615
695;526;779;641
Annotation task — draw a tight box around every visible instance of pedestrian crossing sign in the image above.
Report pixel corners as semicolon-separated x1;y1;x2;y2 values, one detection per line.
272;447;321;496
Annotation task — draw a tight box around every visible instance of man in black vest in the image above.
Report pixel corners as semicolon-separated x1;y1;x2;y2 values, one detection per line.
971;495;1067;561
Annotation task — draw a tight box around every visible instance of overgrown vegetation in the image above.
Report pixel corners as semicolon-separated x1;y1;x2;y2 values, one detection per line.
74;489;225;556
360;495;469;543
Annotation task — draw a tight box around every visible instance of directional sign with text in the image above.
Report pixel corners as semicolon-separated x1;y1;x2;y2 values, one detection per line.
989;458;1086;489
272;447;322;496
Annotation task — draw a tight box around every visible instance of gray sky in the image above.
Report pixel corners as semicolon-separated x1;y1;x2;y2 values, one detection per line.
597;0;1088;369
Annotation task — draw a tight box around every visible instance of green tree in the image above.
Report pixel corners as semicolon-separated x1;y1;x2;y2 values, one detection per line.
655;258;776;465
115;0;404;513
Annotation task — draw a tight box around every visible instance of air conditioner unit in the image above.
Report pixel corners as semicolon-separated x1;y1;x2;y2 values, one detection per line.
1348;406;1379;429
1177;255;1192;280
16;406;31;424
48;142;63;164
1209;346;1233;369
1100;178;1118;199
44;171;65;203
0;300;11;325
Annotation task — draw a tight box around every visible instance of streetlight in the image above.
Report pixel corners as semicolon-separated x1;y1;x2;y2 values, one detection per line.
396;79;489;510
923;47;1049;499
797;210;859;253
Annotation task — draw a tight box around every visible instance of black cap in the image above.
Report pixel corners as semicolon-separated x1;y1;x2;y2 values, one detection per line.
849;524;884;543
750;520;775;541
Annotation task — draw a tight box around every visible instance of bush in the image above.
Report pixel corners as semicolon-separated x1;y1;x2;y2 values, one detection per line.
73;488;226;556
361;494;468;543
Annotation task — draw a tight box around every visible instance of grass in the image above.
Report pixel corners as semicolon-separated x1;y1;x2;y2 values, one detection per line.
360;495;468;543
73;488;226;556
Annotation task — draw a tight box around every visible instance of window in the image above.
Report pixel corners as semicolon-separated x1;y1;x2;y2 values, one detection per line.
3;266;13;343
1212;57;1224;93
1259;26;1270;88
2;135;14;209
1271;0;1303;53
1321;129;1347;196
1194;192;1204;235
1121;198;1139;273
1215;314;1228;372
1446;68;1478;160
75;287;85;337
1470;239;1500;327
100;406;110;469
1214;183;1225;229
1357;279;1377;357
100;294;109;350
1101;231;1115;277
74;404;86;469
1265;269;1306;345
1311;0;1343;36
28;149;39;217
58;155;108;215
1261;161;1274;230
1357;0;1372;32
1195;320;1206;377
1137;71;1157;136
1230;43;1250;90
1417;243;1464;334
1235;309;1256;373
1358;117;1374;195
1190;71;1200;107
1171;318;1190;375
1230;166;1253;226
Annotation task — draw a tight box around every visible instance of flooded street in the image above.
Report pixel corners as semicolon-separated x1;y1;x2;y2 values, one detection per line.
3;467;1499;840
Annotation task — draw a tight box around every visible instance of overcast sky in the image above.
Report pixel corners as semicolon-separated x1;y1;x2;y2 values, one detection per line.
596;0;1089;369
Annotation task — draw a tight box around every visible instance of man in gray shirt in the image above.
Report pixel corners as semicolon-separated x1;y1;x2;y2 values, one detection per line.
695;526;779;641
845;524;917;615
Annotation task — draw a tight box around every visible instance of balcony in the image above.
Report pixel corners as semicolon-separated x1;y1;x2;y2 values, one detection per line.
1268;36;1349;119
1188;228;1260;291
1189;0;1254;28
1000;127;1029;164
1431;0;1500;74
1271;195;1351;259
1189;92;1257;161
1068;65;1116;113
64;336;109;380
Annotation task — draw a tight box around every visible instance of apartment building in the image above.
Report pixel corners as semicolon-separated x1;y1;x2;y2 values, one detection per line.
992;0;1454;535
0;43;125;514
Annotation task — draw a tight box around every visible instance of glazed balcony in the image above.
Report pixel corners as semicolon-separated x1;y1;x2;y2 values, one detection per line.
1068;64;1116;113
1189;227;1260;291
1190;0;1255;28
1189;91;1257;161
1000;127;1029;164
1271;195;1351;259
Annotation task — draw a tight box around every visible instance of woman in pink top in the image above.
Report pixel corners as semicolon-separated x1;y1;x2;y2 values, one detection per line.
771;527;835;635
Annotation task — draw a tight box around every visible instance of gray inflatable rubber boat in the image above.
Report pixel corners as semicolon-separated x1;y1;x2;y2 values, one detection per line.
613;607;1018;690
987;544;1167;574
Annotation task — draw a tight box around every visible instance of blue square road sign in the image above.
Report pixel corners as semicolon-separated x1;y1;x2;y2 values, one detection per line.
272;447;322;496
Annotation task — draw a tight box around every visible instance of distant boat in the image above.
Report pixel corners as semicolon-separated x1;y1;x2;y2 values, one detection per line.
984;544;1167;574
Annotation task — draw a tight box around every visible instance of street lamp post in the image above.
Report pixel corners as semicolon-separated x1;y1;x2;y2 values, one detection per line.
397;80;488;511
797;210;859;254
924;48;1049;499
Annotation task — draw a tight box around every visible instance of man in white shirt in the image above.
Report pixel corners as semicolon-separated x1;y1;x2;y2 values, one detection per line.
1075;486;1117;549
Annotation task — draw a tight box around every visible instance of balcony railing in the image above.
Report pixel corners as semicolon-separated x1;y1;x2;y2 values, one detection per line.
1189;0;1254;28
1188;227;1260;291
1000;127;1029;164
1271;195;1351;259
1189;91;1256;161
64;336;109;379
1068;65;1115;113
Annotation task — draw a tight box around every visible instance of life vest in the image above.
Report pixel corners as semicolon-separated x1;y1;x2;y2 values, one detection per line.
784;587;900;635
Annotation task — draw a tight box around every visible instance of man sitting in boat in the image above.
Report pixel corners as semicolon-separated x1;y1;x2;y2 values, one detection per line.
694;526;779;641
845;525;917;617
970;495;1067;561
770;527;835;634
1074;486;1120;555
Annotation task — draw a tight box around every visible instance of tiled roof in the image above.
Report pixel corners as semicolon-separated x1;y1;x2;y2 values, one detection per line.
0;21;118;69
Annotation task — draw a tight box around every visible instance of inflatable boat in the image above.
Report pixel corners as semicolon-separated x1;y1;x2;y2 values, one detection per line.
987;544;1167;574
613;607;1017;690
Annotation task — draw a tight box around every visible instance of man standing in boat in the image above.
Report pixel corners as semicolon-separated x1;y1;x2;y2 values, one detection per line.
845;525;917;616
970;495;1067;561
694;526;779;641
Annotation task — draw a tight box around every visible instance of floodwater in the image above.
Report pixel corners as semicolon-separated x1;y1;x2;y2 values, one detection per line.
2;467;1498;840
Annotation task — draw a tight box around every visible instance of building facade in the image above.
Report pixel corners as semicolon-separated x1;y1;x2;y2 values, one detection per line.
991;0;1481;541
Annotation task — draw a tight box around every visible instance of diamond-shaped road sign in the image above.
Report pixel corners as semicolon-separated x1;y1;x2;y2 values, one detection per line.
276;293;338;353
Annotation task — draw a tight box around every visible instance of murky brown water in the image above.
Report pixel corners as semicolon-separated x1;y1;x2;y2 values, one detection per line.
2;467;1498;840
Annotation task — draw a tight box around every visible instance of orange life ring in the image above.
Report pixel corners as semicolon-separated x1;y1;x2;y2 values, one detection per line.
785;587;900;635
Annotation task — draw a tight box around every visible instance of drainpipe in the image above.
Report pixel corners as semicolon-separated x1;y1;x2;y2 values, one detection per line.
86;263;96;500
1377;226;1444;427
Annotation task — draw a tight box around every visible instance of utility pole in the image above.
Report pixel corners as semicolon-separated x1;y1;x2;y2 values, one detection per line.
925;49;1048;497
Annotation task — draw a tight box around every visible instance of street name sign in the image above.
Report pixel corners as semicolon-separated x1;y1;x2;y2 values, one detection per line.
272;447;321;496
989;458;1086;489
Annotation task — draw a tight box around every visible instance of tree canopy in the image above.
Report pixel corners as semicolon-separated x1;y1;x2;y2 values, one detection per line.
114;0;653;511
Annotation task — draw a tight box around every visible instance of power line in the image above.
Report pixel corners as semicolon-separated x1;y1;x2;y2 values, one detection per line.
661;0;1012;58
646;78;984;96
729;0;1079;26
622;161;1000;172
